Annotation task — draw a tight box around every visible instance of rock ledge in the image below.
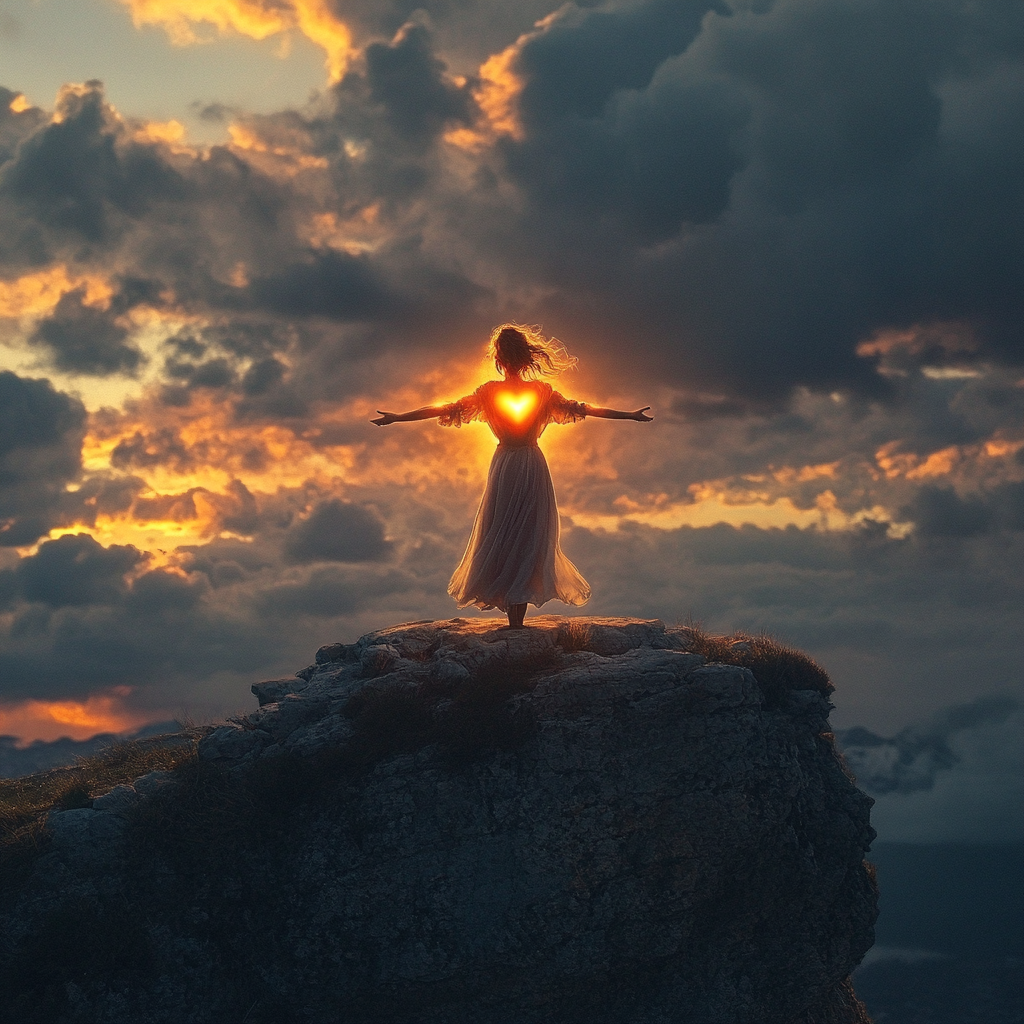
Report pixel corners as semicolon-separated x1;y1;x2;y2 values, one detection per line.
3;617;876;1024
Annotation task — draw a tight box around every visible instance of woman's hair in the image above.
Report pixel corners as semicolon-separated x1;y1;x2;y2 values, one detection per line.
488;324;577;379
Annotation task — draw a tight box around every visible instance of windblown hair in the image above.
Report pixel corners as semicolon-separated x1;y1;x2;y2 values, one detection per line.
488;324;577;379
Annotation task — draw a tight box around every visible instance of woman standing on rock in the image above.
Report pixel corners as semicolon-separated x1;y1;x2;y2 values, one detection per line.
373;325;652;627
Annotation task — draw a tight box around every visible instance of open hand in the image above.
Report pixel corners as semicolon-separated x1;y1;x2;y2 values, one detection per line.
372;411;398;426
632;407;653;422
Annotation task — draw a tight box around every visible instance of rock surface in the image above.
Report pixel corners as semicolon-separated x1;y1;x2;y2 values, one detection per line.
0;616;877;1023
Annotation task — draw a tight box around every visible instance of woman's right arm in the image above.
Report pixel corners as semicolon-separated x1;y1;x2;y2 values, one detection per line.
372;405;447;426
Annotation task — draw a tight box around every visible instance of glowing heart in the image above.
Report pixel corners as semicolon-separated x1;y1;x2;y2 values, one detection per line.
497;390;539;423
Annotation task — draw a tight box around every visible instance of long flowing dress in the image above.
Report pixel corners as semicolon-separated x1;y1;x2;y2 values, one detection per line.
441;379;591;612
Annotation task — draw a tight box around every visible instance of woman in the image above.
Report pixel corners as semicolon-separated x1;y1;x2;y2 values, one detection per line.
373;325;652;627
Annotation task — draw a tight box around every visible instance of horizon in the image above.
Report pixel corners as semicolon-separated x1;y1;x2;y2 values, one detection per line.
0;0;1021;845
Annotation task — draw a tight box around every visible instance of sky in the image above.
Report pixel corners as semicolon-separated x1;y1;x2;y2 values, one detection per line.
0;0;1021;842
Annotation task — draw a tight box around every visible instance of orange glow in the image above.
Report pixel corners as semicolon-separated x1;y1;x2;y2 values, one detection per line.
227;124;329;173
0;688;156;744
472;40;525;141
302;209;381;254
772;461;840;484
876;442;960;480
985;438;1024;459
118;0;353;80
8;94;31;114
875;442;917;479
906;446;960;479
0;266;114;318
292;0;352;81
565;490;908;535
133;118;186;144
496;389;539;423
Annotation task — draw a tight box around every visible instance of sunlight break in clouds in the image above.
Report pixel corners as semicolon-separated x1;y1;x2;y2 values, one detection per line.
0;688;155;744
0;266;113;320
119;0;353;80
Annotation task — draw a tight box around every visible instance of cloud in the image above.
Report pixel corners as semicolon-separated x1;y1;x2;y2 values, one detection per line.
835;695;1020;795
30;287;141;375
458;0;1024;401
116;0;354;80
903;485;995;538
1;82;186;248
284;498;392;563
0;371;85;547
12;533;143;607
363;21;474;145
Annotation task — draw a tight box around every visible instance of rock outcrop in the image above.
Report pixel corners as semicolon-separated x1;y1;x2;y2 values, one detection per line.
0;617;877;1023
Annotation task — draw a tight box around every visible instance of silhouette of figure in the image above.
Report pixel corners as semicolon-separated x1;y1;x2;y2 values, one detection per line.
373;325;652;627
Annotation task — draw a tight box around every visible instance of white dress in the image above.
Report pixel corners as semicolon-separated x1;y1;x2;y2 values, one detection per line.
442;379;591;612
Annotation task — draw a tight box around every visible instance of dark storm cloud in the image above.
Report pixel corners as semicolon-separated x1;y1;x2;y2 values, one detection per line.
241;357;286;396
13;533;143;607
284;498;393;563
253;564;412;617
0;80;184;247
364;21;474;144
903;485;995;539
247;250;393;320
835;695;1020;795
475;0;1024;403
0;371;84;547
0;522;410;702
30;287;141;375
0;75;490;398
110;428;195;472
3;2;1020;410
0;87;45;167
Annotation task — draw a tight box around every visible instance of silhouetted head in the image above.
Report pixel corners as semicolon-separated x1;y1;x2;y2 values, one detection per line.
488;323;577;379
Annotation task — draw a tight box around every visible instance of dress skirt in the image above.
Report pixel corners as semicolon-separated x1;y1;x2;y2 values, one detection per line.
448;443;590;612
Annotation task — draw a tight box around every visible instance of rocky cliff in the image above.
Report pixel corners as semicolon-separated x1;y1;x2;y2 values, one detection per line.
0;617;877;1023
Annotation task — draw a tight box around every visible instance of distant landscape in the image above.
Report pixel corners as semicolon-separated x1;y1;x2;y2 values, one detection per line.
856;843;1023;1024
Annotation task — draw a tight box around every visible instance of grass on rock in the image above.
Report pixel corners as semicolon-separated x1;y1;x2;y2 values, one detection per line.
679;624;833;707
0;734;200;894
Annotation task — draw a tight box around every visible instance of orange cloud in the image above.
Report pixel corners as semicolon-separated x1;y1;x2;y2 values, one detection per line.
118;0;352;80
473;43;525;140
772;461;841;485
0;688;156;744
0;266;114;319
875;442;962;480
8;94;31;114
906;446;960;479
227;124;329;174
133;118;188;147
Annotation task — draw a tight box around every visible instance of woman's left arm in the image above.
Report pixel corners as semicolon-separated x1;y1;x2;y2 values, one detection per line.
584;405;653;421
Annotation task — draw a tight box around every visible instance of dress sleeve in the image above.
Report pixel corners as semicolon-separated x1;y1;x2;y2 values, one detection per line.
438;389;484;427
549;389;588;424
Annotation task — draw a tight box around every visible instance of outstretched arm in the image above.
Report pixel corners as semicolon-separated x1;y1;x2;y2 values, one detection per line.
372;405;447;426
584;404;653;422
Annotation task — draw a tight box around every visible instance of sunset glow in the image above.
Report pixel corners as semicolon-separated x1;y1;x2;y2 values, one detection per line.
119;0;353;80
0;266;114;319
0;689;156;745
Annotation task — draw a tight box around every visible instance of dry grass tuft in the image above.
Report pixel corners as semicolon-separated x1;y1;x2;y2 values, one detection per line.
555;618;593;653
679;624;833;708
0;733;201;893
